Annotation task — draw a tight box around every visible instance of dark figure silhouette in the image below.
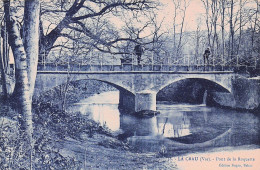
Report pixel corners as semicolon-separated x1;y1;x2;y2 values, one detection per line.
203;48;210;65
134;44;144;65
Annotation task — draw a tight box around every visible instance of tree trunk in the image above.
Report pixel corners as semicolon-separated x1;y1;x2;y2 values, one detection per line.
38;19;45;63
251;0;259;57
177;7;186;58
221;0;225;64
237;0;242;55
0;13;10;96
172;0;178;59
211;0;218;65
195;21;201;65
176;0;188;58
0;32;8;99
230;0;234;59
204;0;211;48
5;15;34;170
3;17;9;74
11;21;34;168
24;0;40;99
38;0;84;61
4;0;36;169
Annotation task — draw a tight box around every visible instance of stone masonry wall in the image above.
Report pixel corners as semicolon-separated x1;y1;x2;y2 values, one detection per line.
211;76;260;112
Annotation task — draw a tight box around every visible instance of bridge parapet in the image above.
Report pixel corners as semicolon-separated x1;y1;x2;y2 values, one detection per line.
39;52;260;73
38;63;253;73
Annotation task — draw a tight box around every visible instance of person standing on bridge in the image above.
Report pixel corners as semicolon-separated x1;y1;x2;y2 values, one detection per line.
134;44;144;65
203;47;210;65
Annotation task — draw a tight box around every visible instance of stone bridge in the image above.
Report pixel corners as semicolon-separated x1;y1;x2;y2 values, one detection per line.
35;65;235;112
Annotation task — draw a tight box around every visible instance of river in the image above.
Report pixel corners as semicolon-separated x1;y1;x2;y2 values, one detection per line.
71;91;259;154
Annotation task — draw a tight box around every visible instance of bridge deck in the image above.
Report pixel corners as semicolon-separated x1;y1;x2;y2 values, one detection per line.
37;70;234;74
37;64;254;73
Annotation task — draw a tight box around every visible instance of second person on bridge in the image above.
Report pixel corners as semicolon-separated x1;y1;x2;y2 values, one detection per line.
134;43;144;65
203;47;210;65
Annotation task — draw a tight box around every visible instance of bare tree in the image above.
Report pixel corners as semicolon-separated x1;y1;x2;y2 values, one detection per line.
201;0;212;49
172;0;190;59
3;0;40;169
176;0;189;58
219;0;226;63
194;17;205;64
172;0;180;55
52;8;167;65
211;0;220;64
250;0;259;57
227;0;240;59
38;0;158;61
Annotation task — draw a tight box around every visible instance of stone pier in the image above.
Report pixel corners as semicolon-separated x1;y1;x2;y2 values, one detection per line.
118;90;135;112
135;90;157;112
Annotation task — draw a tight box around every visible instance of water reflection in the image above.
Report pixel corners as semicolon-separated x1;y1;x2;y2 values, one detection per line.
73;91;120;131
73;91;259;148
155;115;190;138
90;104;120;131
74;91;195;138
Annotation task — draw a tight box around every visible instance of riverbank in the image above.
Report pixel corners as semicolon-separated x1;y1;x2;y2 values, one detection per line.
1;80;179;169
55;132;260;169
56;134;178;169
0;103;178;169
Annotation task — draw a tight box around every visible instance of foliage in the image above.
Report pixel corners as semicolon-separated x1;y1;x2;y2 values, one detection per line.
0;79;117;169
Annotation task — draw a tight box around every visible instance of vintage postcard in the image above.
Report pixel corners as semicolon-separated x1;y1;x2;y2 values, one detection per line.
0;0;259;169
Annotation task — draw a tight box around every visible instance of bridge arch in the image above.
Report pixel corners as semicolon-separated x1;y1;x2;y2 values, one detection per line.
158;77;232;93
34;74;135;98
89;79;134;95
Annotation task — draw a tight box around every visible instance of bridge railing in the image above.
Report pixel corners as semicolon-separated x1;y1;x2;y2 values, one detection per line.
38;53;259;72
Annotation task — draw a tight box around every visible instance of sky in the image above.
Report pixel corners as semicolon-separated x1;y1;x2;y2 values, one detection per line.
158;0;258;33
158;0;206;32
106;0;207;40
